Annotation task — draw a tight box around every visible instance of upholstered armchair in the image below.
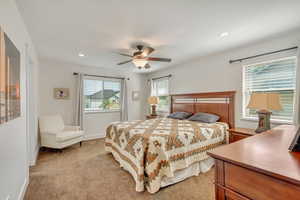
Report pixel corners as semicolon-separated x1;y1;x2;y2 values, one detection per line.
39;115;84;150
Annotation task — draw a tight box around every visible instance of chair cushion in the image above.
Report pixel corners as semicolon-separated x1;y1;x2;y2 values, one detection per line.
56;130;84;142
39;114;65;133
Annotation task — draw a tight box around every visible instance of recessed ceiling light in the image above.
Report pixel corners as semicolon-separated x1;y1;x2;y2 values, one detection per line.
220;32;229;37
78;53;85;57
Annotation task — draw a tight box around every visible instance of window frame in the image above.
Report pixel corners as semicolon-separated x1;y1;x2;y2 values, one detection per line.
151;78;170;113
242;56;297;124
83;77;122;114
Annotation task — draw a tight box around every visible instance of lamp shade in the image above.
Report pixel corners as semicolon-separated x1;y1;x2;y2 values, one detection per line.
148;96;159;105
247;93;282;111
132;59;148;67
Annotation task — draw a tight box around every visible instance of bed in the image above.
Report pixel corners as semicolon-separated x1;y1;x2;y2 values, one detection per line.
105;91;235;193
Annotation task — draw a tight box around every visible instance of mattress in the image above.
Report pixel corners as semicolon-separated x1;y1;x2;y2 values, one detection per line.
105;118;228;193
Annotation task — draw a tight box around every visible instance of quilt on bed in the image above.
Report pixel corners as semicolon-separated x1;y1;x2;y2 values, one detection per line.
105;118;228;193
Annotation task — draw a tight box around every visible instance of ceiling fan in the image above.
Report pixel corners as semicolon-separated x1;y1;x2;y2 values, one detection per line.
117;45;171;69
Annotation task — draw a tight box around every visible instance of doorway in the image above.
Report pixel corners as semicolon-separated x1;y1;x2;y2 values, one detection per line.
26;47;38;166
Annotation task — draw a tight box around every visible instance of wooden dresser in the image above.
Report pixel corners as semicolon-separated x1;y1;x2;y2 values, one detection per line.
208;125;300;200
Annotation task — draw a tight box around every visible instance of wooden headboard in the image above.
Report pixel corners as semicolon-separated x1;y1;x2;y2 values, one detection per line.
170;91;236;128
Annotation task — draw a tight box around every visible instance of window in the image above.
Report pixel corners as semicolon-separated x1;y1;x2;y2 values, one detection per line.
243;57;297;122
84;78;121;112
151;78;170;112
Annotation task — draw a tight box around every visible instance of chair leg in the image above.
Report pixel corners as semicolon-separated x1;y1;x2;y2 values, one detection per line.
80;141;82;147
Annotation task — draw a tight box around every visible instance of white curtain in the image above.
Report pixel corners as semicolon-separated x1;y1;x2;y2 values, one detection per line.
150;79;155;96
294;48;300;125
75;73;84;129
120;79;128;121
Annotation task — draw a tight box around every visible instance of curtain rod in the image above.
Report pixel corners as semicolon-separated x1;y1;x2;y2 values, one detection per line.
229;46;298;64
151;74;172;81
73;72;129;80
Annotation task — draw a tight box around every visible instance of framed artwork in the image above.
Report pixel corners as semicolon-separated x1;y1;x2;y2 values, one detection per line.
132;91;140;101
0;26;21;124
54;88;70;99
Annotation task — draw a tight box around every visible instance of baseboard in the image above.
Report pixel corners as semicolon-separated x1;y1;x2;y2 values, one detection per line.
84;133;105;141
29;145;39;166
17;176;29;200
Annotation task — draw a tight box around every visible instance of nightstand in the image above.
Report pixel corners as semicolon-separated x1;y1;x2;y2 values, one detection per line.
146;115;159;119
228;127;257;143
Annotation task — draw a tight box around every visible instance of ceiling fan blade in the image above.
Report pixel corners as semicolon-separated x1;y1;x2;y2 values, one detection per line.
146;57;171;62
144;63;151;69
118;53;133;57
117;60;132;65
141;47;155;57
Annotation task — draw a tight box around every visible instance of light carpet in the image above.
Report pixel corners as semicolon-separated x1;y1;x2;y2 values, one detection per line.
24;139;215;200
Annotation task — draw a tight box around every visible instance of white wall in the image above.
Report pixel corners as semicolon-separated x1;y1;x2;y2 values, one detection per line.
148;30;300;128
0;0;39;200
39;59;147;139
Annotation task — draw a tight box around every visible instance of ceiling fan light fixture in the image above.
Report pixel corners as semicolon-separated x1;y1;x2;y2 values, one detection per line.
220;32;229;38
78;52;85;57
132;59;148;68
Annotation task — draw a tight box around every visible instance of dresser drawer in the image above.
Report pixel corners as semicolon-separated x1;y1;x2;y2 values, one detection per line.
224;188;250;200
224;163;300;200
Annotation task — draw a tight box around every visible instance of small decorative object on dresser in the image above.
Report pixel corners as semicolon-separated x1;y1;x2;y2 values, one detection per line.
148;96;159;116
247;92;282;133
228;128;256;143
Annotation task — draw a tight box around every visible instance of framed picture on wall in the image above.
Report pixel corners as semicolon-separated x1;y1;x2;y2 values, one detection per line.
0;26;21;124
132;91;140;101
54;88;70;99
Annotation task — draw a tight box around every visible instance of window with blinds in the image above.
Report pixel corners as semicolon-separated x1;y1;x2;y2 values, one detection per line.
243;56;297;122
151;78;170;112
83;78;121;112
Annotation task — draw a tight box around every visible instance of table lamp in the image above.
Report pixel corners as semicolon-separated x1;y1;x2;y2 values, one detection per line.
148;96;159;116
247;93;282;133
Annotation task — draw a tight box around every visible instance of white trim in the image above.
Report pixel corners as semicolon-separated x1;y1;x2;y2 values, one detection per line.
29;145;39;166
84;133;105;141
84;110;120;114
17;177;29;200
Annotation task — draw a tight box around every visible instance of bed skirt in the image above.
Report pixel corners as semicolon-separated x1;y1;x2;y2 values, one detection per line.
160;157;214;187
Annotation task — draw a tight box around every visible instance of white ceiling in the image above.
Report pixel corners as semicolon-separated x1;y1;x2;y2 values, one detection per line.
16;0;300;73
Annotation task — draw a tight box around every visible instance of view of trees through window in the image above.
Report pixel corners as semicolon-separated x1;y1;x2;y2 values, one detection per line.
84;79;121;112
157;96;169;112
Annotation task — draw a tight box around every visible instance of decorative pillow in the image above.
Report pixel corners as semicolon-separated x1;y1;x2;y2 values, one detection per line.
188;112;220;123
167;112;193;120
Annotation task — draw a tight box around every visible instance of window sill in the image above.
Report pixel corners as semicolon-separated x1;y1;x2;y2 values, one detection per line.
85;110;120;114
241;117;293;125
157;110;169;113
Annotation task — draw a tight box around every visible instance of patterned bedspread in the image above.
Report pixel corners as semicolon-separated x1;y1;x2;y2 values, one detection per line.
105;118;228;193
